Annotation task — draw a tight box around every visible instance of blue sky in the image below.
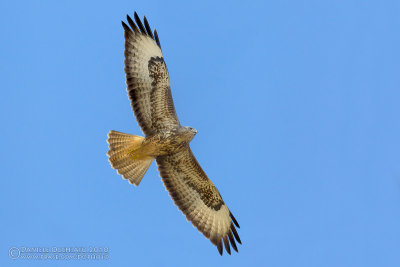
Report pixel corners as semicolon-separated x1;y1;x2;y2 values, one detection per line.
1;0;400;266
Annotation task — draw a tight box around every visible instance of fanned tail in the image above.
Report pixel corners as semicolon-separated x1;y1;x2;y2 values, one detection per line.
107;130;153;186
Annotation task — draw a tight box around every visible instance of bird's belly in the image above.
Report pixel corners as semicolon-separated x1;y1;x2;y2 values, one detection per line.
141;133;187;156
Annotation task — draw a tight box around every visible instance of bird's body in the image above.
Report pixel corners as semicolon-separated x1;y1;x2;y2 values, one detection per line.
131;126;197;158
107;12;241;255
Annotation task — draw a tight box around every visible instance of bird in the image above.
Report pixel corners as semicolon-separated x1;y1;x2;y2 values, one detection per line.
107;12;241;255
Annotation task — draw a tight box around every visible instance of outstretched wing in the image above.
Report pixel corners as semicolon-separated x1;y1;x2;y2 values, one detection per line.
122;13;180;136
156;148;241;255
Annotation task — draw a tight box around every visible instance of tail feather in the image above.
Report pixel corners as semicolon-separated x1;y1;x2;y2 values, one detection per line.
107;130;153;186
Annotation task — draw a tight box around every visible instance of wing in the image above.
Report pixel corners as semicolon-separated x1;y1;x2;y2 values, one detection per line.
156;148;241;255
122;13;180;136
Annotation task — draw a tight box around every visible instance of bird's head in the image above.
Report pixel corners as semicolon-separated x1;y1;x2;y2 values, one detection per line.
181;126;197;141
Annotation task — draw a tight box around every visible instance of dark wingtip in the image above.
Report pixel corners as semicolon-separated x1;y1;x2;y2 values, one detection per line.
217;239;223;255
143;16;155;39
231;224;242;245
228;231;238;252
134;12;146;34
223;236;231;255
154;29;161;49
121;21;131;32
134;11;139;20
126;15;139;33
230;212;240;228
124;12;161;48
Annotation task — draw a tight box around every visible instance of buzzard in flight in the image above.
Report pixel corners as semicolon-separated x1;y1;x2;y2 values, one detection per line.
107;12;241;255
